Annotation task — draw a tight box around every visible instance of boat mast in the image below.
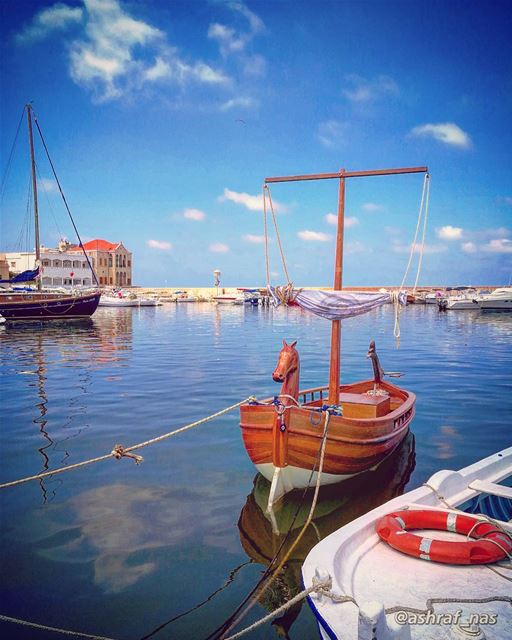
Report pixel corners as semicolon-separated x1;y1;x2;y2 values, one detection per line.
265;165;428;406
26;104;42;292
329;172;345;404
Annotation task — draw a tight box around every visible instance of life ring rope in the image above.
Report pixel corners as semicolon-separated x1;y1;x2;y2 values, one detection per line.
377;509;512;565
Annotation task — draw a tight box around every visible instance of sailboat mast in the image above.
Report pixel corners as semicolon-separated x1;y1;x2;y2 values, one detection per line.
26;104;41;291
328;172;345;404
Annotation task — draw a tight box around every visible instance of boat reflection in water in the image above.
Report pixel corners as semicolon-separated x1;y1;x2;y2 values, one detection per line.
237;433;415;638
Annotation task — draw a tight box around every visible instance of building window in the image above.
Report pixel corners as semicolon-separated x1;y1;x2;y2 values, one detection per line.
42;277;52;285
53;277;62;285
128;260;131;267
63;260;72;268
128;278;131;285
64;278;72;285
53;260;62;267
42;260;50;267
91;258;95;268
108;256;113;267
73;260;81;268
109;277;113;285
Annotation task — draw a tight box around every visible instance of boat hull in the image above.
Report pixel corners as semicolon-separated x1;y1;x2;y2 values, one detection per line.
240;379;415;499
0;291;101;321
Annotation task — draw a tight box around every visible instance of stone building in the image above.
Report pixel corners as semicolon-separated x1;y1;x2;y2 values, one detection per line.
4;238;132;288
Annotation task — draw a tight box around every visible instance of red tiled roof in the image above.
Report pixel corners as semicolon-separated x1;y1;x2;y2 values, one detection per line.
68;239;121;252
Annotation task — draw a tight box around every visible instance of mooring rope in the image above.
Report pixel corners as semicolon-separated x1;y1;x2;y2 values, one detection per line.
0;397;255;490
219;409;332;638
0;614;119;640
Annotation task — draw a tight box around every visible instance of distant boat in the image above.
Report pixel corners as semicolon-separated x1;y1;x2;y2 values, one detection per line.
0;105;100;322
302;447;512;640
476;287;512;310
98;291;160;307
174;290;197;303
214;293;244;305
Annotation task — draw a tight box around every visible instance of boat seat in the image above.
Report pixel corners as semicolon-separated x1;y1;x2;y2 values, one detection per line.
338;392;390;418
468;479;512;499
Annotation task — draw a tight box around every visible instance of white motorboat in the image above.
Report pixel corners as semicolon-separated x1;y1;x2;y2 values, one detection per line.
98;291;160;307
302;448;512;640
425;292;444;304
444;295;480;310
476;287;512;310
213;294;244;305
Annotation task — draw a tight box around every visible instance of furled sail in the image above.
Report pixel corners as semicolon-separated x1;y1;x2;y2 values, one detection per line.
0;267;40;284
269;286;406;321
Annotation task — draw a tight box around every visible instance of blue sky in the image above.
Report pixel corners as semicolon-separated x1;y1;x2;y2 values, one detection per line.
1;0;511;287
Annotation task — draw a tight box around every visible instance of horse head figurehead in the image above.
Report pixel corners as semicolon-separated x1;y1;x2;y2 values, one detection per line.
272;340;300;401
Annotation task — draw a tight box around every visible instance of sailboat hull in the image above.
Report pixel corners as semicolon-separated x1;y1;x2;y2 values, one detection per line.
240;379;415;500
0;291;101;321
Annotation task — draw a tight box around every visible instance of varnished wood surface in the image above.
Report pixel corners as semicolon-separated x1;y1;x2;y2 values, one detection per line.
240;379;415;475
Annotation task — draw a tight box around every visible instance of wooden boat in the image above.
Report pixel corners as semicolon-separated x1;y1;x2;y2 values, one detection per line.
302;447;512;640
240;166;429;511
0;105;100;322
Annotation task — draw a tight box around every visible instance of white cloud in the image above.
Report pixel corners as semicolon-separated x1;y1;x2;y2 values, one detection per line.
393;243;447;255
298;230;331;242
345;241;367;255
144;56;171;81
220;96;258;111
483;238;512;254
461;242;477;254
16;2;83;43
147;239;172;250
244;234;266;244
208;3;264;57
19;0;231;102
219;188;286;213
410;122;472;149
342;74;399;103
325;213;357;227
38;177;58;192
209;242;230;253
437;225;463;240
362;202;384;213
317;120;349;148
183;208;206;221
242;54;266;77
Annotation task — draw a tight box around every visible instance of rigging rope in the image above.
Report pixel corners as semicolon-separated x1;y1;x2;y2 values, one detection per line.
0;615;119;640
219;409;333;639
0;106;25;200
32;109;99;287
0;397;254;490
263;184;291;286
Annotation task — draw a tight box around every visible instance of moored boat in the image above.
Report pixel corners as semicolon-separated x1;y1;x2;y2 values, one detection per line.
302;447;512;640
0;105;100;322
476;287;512;310
240;165;429;513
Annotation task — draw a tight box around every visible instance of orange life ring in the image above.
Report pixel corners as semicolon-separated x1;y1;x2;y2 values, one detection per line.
376;509;512;565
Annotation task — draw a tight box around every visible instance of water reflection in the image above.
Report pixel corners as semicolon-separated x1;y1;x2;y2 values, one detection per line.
237;433;415;638
29;471;244;594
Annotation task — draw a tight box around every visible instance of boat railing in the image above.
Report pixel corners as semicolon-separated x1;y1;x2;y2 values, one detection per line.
299;385;329;405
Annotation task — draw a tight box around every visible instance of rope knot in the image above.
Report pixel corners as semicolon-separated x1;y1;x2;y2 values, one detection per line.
111;444;143;464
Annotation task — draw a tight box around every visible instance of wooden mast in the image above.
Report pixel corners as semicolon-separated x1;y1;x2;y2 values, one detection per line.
265;165;428;406
328;171;345;404
26;104;42;292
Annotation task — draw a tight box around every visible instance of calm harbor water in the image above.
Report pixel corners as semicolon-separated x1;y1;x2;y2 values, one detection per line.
1;303;511;640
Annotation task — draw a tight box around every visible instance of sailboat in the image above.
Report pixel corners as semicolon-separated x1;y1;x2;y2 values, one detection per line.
240;166;429;511
0;105;101;322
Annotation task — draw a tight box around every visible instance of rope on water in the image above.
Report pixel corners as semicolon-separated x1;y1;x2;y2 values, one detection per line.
219;409;333;639
223;575;338;640
0;397;255;490
0;614;119;640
